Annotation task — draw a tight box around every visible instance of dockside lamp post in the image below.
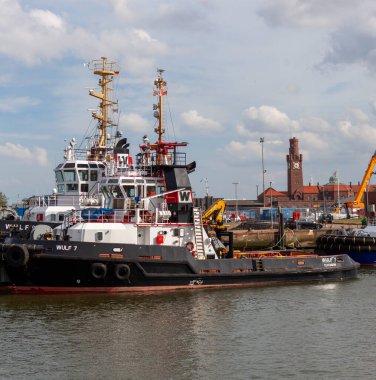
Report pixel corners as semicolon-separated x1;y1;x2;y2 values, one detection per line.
260;138;266;207
270;181;273;228
256;184;259;200
233;182;239;221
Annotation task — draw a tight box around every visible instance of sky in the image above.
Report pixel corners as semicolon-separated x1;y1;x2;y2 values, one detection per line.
2;0;376;203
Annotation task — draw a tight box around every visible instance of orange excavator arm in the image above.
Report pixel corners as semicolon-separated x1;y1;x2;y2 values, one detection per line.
345;151;376;212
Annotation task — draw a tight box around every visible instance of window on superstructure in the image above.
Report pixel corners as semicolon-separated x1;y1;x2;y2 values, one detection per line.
67;184;78;191
64;170;76;182
146;186;157;197
55;170;64;183
109;185;122;198
136;184;143;198
79;170;89;181
157;185;165;195
122;185;135;197
81;184;89;192
57;184;64;193
90;170;98;181
102;186;111;200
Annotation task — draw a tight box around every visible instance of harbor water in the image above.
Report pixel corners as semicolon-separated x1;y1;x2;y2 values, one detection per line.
1;271;376;379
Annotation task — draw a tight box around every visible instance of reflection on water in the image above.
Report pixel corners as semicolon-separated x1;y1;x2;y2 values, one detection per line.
1;272;376;379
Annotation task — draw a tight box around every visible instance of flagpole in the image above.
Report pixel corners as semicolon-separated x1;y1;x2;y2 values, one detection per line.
337;169;340;211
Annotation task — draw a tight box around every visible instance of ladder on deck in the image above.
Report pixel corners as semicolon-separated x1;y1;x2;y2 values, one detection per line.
193;207;206;259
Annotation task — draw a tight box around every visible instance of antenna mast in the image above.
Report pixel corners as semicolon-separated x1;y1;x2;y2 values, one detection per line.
88;56;120;160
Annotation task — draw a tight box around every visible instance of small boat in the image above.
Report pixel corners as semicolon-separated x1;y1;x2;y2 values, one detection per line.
0;67;359;294
316;222;376;266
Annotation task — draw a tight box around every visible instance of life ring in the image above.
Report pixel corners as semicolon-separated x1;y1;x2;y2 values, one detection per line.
114;264;131;281
91;262;107;279
6;244;29;268
186;242;194;251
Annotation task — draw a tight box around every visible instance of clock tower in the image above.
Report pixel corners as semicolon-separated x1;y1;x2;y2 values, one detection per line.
286;137;303;199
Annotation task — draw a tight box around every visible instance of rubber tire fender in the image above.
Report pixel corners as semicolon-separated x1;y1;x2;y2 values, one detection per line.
6;244;29;268
91;262;107;280
114;264;131;281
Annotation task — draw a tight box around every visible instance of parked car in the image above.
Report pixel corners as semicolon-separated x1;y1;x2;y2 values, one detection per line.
318;213;333;224
284;218;323;230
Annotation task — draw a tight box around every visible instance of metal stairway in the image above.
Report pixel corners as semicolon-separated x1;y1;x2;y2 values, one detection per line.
192;207;206;259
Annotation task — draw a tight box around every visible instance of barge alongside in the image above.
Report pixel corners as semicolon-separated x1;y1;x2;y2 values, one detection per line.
0;67;359;294
316;224;376;266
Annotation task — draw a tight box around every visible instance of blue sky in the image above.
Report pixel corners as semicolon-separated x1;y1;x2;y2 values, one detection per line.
2;0;376;203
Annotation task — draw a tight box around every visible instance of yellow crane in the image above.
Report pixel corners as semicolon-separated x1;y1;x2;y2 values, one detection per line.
344;150;376;217
202;199;227;231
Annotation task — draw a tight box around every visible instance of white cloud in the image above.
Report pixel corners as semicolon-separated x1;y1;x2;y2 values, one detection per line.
299;116;331;133
0;1;68;64
221;140;259;162
119;112;150;132
30;9;65;30
0;1;168;68
350;108;369;122
258;0;373;29
0;132;51;141
242;105;300;133
0;143;49;166
0;96;40;112
181;110;223;133
221;138;284;165
109;0;137;22
235;123;253;138
258;0;376;71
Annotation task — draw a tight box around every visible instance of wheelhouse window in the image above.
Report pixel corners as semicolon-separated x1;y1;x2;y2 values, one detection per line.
80;184;89;192
66;183;78;192
108;185;123;198
90;170;98;181
57;184;64;193
122;185;135;197
157;185;165;195
78;170;89;181
55;170;64;183
146;185;157;197
64;170;76;182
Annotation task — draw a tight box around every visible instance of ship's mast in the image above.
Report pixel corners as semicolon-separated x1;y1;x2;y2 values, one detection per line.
140;69;187;170
88;57;119;161
153;69;167;144
153;69;168;165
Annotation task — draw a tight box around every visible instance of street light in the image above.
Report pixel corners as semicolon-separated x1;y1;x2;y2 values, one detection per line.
256;184;259;200
233;182;239;221
270;181;273;228
260;138;266;207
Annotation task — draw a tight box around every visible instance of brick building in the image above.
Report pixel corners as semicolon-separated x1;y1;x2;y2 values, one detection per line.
258;137;376;208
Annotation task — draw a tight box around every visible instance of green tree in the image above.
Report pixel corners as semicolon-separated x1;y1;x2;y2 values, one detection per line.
0;192;7;207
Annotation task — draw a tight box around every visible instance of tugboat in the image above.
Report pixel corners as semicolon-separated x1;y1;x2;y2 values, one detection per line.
0;68;359;294
0;57;121;240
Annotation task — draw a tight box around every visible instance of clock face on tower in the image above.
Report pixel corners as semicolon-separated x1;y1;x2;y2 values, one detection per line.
293;162;300;169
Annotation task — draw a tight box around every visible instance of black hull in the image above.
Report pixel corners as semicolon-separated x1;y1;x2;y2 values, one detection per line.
0;239;359;294
0;220;59;241
316;234;376;266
